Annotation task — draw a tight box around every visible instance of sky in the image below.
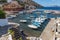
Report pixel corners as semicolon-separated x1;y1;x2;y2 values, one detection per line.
33;0;60;7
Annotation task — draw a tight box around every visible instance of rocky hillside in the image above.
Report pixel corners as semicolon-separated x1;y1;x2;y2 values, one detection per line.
17;0;43;8
29;0;43;8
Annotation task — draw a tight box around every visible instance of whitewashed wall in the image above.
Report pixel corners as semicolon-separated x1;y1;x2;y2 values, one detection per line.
0;18;8;26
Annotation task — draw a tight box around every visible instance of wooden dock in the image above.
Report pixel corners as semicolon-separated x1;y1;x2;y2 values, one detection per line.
40;18;56;40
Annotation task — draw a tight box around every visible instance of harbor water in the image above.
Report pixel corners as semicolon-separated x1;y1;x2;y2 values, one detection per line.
8;9;60;37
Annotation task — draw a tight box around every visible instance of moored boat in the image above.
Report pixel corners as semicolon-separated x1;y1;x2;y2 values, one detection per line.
28;25;38;29
28;16;47;29
20;20;27;23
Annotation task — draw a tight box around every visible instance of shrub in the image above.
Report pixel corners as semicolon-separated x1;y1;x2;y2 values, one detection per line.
0;10;6;19
8;28;23;40
19;37;22;40
0;0;7;2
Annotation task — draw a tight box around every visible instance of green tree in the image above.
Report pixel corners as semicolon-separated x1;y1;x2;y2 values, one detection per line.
0;10;6;19
0;0;7;2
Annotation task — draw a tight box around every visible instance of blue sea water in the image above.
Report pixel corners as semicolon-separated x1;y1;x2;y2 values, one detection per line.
32;10;60;18
9;10;51;37
40;7;60;10
9;8;60;37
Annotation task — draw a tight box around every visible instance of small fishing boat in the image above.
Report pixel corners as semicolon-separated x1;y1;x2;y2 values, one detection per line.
28;16;47;29
7;16;13;19
28;25;38;29
10;15;16;17
8;22;20;26
7;15;17;19
20;20;27;23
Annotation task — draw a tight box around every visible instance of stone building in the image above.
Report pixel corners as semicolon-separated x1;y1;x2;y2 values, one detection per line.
2;1;24;13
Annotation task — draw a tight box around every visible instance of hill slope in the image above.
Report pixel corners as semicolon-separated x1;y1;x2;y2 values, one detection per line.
17;0;43;8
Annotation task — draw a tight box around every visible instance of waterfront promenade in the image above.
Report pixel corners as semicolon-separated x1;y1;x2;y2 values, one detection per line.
0;35;8;40
40;18;56;40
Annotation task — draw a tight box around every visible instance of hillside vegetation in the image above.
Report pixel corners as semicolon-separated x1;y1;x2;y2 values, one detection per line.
0;10;6;19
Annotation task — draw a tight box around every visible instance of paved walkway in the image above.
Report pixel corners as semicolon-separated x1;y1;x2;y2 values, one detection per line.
0;35;8;40
55;18;60;39
40;18;56;40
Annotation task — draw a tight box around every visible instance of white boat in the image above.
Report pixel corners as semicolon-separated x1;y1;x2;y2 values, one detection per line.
35;17;46;23
19;11;23;14
26;17;31;19
8;22;20;26
40;20;44;23
7;16;14;19
28;16;47;29
11;15;16;17
28;25;38;29
44;10;51;13
30;16;35;18
20;20;27;23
